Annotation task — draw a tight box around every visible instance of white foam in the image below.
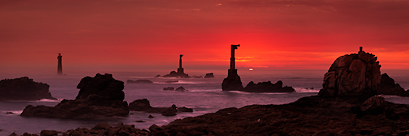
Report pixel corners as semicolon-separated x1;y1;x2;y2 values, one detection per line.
37;98;62;102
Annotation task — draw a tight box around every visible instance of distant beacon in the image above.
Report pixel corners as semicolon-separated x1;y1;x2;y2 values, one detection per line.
57;53;62;75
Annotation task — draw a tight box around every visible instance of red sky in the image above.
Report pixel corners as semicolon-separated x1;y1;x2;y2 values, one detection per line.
1;0;409;74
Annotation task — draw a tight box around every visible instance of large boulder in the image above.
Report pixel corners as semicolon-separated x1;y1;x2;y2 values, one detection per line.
204;73;214;78
242;81;295;93
21;73;129;119
0;77;55;101
76;73;124;101
319;51;381;97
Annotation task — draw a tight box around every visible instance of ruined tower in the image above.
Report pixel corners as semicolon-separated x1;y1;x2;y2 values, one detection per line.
57;53;62;75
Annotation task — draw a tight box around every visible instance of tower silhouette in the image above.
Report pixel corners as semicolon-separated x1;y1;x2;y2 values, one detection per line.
57;53;62;75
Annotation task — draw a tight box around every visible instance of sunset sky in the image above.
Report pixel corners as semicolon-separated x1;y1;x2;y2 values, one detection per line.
1;0;409;74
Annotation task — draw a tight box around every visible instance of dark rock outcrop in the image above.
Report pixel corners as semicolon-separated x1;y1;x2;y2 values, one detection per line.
128;99;193;116
163;71;190;78
222;70;243;91
0;77;55;101
204;73;214;78
20;73;129;119
242;81;295;93
163;87;174;90
175;86;186;91
319;50;382;97
127;79;153;84
377;73;409;96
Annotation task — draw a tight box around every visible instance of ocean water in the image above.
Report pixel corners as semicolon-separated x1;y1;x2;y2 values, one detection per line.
0;69;408;135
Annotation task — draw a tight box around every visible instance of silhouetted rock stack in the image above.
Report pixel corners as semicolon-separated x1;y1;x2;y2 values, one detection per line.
319;48;408;97
319;49;382;97
20;73;129;118
242;81;295;93
0;77;55;101
377;73;409;96
128;99;193;116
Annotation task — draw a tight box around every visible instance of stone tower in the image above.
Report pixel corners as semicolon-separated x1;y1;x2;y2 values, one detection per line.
222;44;243;91
177;54;184;74
57;53;62;75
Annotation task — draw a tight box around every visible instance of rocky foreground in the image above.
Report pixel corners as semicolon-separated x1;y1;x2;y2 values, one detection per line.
12;95;409;136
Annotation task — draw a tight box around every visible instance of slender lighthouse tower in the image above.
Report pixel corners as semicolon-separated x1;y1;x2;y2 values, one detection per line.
177;54;184;74
57;53;62;75
229;44;240;76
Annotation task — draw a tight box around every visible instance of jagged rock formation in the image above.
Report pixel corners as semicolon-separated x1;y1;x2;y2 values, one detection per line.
204;73;214;78
20;73;129;118
128;99;193;116
0;77;55;101
319;50;382;97
242;81;295;93
377;73;409;96
127;79;153;84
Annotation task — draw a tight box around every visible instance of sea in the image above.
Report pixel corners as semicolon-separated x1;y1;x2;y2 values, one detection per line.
0;69;408;135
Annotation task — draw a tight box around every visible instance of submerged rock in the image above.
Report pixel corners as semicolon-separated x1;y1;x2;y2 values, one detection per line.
127;79;153;84
242;81;295;93
163;87;174;90
128;99;193;116
20;73;129;119
0;77;55;101
204;73;214;78
175;86;186;91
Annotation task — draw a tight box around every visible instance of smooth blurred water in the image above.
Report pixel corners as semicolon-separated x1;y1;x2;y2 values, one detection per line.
0;69;407;135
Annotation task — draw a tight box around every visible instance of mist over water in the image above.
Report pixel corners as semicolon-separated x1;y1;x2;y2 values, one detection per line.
0;69;408;135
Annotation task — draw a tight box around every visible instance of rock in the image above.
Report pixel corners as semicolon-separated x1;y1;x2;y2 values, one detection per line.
222;69;243;91
92;123;111;130
175;86;186;91
191;76;202;78
155;75;161;78
20;73;129;119
163;87;174;90
148;115;154;118
0;77;55;101
127;79;153;84
319;50;381;97
361;95;385;114
76;73;124;101
128;99;152;111
135;120;145;123
204;73;214;78
163;71;190;78
40;130;59;136
149;124;169;136
5;112;13;114
129;99;191;116
377;73;408;96
242;81;295;93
